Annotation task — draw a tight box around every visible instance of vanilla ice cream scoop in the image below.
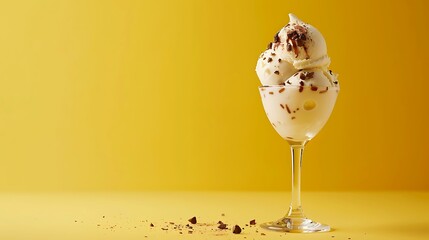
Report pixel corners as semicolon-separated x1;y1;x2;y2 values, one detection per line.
277;14;330;69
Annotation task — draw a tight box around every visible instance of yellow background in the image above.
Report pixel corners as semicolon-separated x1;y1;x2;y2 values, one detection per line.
0;0;428;191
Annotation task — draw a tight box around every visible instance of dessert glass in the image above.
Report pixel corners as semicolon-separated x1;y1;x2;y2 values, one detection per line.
259;85;339;233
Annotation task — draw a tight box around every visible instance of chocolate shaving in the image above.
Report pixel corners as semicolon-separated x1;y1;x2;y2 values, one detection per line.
280;104;284;109
233;225;242;234
273;32;280;43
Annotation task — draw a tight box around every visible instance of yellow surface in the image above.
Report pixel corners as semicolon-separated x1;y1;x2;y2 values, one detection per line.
0;191;428;240
0;0;429;191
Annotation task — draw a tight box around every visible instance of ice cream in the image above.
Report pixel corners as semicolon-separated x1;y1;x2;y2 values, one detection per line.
256;14;337;87
257;14;339;141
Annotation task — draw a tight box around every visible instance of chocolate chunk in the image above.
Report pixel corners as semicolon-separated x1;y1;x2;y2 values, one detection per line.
278;58;282;62
299;73;306;80
267;58;273;63
188;216;197;224
274;70;279;75
250;219;256;225
299;81;304;86
232;225;242;234
150;223;154;227
218;223;227;229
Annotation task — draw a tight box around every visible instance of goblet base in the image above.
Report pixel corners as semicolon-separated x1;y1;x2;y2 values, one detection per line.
260;217;330;233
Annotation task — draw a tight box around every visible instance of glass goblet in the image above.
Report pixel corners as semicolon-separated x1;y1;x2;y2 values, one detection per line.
259;84;339;233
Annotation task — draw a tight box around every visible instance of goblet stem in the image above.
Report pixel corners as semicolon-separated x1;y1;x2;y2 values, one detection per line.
287;140;307;219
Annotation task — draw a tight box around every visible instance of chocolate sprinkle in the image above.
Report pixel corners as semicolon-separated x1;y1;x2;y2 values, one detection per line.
233;225;242;234
279;88;285;93
311;85;318;91
280;104;284;109
319;86;329;93
285;104;291;114
188;217;197;224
